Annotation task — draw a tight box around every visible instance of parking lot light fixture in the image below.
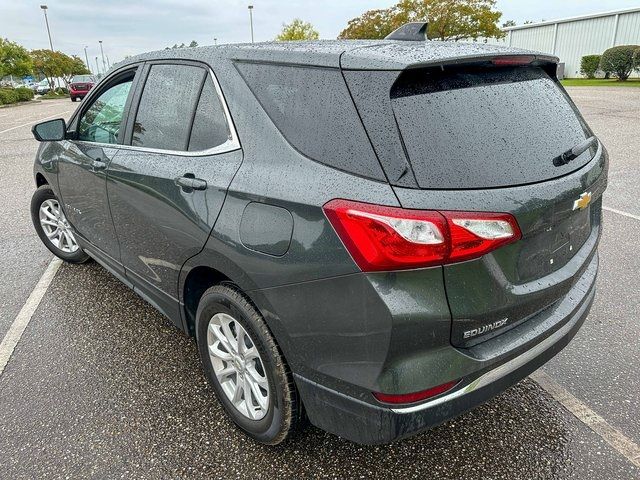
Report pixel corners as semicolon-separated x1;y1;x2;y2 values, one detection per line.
248;5;254;43
99;40;106;72
40;5;54;51
83;46;90;72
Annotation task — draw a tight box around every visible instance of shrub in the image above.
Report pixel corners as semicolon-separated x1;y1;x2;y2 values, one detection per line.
634;48;640;71
580;55;601;79
0;87;34;105
0;88;19;105
15;86;34;102
600;45;640;80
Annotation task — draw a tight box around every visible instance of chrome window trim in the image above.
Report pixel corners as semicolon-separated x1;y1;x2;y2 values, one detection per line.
74;66;241;157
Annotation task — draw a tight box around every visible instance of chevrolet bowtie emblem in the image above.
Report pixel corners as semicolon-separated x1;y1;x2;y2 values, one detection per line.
573;191;592;211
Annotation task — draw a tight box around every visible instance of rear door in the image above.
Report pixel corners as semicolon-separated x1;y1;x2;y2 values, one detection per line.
107;61;242;322
345;61;608;347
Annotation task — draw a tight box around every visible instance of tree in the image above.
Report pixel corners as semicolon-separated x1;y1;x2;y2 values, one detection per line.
60;55;90;84
338;9;402;40
0;38;32;79
31;50;89;88
189;40;198;48
502;20;516;27
31;49;64;88
276;19;320;41
339;0;505;41
600;45;640;81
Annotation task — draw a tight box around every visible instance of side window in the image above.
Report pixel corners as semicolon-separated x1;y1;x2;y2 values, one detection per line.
78;76;133;144
235;62;383;180
188;76;231;151
132;64;205;151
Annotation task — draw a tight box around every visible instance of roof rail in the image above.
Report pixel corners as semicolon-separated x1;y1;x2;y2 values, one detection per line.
384;21;429;41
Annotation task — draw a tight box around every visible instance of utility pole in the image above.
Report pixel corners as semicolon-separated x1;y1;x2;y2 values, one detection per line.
99;40;106;72
83;46;90;72
40;5;54;51
248;5;254;43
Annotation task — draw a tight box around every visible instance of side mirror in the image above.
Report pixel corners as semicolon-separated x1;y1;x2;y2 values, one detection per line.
32;118;67;142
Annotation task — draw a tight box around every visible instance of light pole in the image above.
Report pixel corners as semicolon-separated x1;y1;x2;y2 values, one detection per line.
95;56;100;76
248;5;254;43
40;5;54;51
99;40;106;72
106;55;111;69
83;46;90;72
214;37;217;45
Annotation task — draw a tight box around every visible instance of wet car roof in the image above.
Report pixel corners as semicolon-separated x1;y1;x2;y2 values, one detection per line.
116;40;556;71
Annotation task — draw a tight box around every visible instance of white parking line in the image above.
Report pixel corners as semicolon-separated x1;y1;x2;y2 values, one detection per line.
0;110;72;135
531;370;640;468
0;258;61;376
603;206;640;222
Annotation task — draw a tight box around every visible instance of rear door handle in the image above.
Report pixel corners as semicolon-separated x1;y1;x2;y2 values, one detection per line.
91;158;107;171
175;175;207;191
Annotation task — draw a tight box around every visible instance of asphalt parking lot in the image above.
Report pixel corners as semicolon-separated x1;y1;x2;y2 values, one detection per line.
0;90;639;479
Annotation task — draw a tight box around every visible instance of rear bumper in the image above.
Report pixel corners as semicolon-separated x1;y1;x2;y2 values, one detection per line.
294;255;597;444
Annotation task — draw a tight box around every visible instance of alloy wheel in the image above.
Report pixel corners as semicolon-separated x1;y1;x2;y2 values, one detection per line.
38;199;79;253
207;313;270;420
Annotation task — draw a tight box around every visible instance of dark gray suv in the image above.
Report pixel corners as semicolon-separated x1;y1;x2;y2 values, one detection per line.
30;36;607;445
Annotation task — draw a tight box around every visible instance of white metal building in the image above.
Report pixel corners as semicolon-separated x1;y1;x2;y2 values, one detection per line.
475;7;640;78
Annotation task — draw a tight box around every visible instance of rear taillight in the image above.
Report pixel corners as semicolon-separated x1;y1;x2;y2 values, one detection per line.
323;199;521;272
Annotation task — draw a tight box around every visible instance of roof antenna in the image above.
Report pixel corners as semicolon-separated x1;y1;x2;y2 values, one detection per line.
385;21;429;41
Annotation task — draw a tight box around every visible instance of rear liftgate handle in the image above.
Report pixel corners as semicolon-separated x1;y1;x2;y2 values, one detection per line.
175;173;207;193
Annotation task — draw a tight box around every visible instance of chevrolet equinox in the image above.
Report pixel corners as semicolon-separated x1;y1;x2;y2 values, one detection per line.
30;27;607;445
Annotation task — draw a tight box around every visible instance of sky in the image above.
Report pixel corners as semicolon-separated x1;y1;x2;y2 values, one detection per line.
2;0;639;72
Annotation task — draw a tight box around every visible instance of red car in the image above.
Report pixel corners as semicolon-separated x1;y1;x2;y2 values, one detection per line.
69;75;96;102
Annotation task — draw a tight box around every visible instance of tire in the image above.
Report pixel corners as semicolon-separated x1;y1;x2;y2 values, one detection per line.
31;185;90;264
196;284;302;445
71;96;77;102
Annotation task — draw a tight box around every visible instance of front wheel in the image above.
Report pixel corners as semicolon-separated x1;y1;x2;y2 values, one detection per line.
196;284;302;444
31;185;90;263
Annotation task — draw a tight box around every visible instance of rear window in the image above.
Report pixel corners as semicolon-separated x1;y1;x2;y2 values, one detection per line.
71;75;95;83
235;62;384;181
392;66;591;189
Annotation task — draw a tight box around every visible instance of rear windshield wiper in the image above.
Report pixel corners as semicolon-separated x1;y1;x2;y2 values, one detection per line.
553;136;597;167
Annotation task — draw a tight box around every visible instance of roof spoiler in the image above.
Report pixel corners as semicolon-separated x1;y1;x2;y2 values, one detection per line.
385;21;429;41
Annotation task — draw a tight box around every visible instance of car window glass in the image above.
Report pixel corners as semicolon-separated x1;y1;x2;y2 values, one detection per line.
78;77;133;144
235;62;383;180
132;64;205;151
188;76;231;151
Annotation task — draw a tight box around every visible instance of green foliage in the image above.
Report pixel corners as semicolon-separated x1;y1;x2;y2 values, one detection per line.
276;19;320;41
580;55;601;79
189;40;198;48
600;45;640;81
30;50;89;88
634;48;640;70
0;38;33;78
41;88;69;99
0;86;34;105
339;0;504;41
